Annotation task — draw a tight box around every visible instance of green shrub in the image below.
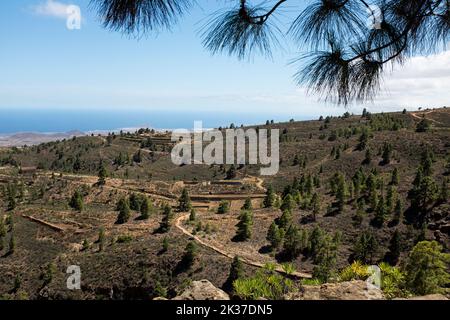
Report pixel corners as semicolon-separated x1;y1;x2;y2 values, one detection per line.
379;262;408;299
233;263;294;300
217;201;230;214
339;261;371;282
116;234;133;243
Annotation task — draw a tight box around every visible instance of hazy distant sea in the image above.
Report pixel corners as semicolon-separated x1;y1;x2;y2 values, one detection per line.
0;108;312;134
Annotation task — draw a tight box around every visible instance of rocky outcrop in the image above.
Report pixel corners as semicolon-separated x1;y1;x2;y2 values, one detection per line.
286;281;384;300
162;279;448;301
173;280;230;300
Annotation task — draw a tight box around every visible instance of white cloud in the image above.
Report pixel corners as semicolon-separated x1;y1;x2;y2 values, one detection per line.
32;0;75;19
371;50;450;110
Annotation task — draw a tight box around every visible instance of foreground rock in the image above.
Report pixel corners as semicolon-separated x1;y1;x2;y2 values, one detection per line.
160;279;448;300
286;281;384;300
173;280;230;300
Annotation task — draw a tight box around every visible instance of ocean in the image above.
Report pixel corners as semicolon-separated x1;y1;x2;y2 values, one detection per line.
0;108;313;134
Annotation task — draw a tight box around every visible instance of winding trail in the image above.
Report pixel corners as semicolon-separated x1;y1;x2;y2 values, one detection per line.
411;110;443;124
175;213;312;279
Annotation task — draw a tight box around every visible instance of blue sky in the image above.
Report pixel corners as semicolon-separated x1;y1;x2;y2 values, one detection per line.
0;0;449;121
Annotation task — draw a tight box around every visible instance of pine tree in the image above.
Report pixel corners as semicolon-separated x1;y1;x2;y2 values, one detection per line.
189;208;196;222
313;174;321;188
161;236;169;253
405;241;450;295
283;225;303;260
386;229;402;265
381;142;393;165
263;185;276;208
266;221;284;250
116;200;131;224
374;196;387;226
390;168;399;186
129;193;142;211
241;197;252;210
97;163;107;185
116;197;129;212
411;176;439;214
278;209;293;230
393;199;403;225
217;201;230;214
178;188;192;212
386;185;397;215
182;242;198;269
159;204;174;233
358;129;369;151
362;148;372;165
140;196;152;219
421;150;434;177
352;231;378;264
312;233;340;282
280;194;295;212
235;210;253;241
98;228;105;252
69;190;83;212
225;256;244;292
310;193;320;221
335;173;347;213
309;225;325;261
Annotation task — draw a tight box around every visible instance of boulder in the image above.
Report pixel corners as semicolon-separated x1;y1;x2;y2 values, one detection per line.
286;280;384;300
173;280;230;300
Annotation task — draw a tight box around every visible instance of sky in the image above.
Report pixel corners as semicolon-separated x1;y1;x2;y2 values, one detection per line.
0;0;449;122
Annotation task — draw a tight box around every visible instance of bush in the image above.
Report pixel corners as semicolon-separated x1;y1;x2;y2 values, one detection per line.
339;261;371;282
233;263;294;300
116;234;133;243
69;190;83;212
217;201;230;214
416;119;431;132
379;262;408;299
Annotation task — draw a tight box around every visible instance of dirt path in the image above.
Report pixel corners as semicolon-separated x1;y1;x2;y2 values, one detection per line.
175;213;312;279
411;110;443;124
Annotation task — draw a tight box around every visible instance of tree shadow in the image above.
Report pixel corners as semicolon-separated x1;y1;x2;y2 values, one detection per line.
383;252;399;266
324;206;340;217
231;234;246;242
369;217;384;229
258;245;272;254
387;218;400;228
300;214;316;224
173;258;193;276
2;251;13;258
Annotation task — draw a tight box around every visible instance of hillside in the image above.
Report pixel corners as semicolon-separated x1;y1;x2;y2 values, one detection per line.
0;107;449;300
